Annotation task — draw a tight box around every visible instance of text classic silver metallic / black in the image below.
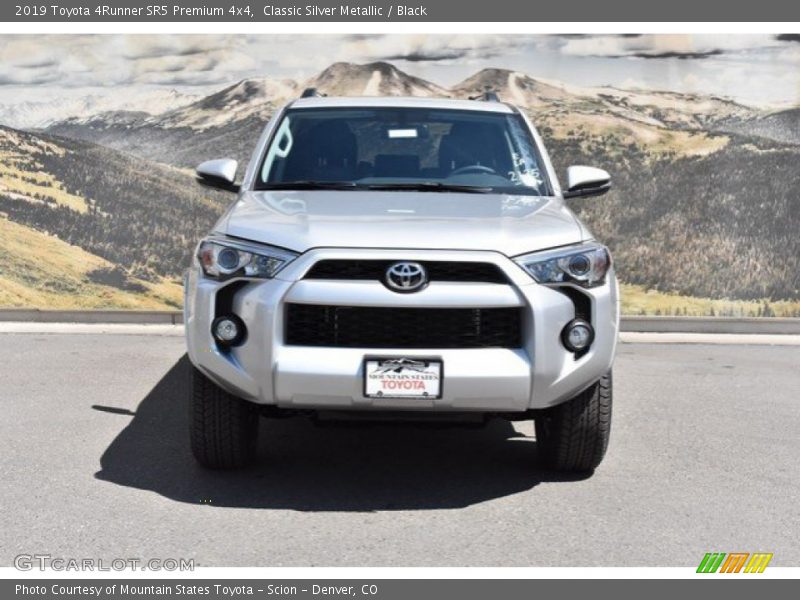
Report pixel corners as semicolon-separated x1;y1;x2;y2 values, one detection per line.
185;92;618;473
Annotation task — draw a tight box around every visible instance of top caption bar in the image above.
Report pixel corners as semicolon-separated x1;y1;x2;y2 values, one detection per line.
3;0;800;22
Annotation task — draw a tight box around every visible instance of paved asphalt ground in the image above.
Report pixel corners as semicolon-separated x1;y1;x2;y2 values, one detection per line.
1;330;798;567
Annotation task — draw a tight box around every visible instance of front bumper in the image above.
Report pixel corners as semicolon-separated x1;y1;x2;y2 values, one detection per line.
185;248;619;412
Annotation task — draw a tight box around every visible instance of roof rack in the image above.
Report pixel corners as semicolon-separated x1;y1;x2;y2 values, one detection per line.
468;90;501;102
300;87;325;98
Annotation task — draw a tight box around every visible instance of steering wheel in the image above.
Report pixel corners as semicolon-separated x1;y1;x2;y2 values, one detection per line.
450;164;497;176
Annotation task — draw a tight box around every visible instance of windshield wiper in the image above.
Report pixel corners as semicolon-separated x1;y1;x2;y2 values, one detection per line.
258;181;360;190
259;181;494;193
365;182;493;194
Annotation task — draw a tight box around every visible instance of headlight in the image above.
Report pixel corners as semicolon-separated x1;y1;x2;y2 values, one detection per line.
514;242;610;288
197;236;297;280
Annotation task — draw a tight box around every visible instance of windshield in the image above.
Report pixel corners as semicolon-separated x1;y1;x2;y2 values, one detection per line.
256;107;551;195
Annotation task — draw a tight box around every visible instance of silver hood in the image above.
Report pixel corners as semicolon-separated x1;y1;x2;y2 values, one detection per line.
215;190;586;256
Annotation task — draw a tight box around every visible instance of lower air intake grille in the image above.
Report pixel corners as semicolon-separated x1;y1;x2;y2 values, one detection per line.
285;304;522;349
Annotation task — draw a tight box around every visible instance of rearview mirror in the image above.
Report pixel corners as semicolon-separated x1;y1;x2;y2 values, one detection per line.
563;166;611;199
196;158;240;193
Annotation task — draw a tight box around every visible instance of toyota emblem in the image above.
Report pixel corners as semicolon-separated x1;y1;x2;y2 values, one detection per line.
385;262;428;292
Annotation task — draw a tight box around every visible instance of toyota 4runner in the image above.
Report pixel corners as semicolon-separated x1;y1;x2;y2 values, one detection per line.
186;92;618;473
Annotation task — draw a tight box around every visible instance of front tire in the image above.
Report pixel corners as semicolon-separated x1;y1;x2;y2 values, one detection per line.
535;372;612;473
190;367;259;469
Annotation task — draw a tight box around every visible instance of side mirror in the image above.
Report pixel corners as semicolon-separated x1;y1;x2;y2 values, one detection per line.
196;158;240;193
563;166;611;199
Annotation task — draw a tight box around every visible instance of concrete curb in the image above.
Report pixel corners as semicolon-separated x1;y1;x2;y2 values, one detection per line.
0;308;184;324
619;316;800;335
1;309;799;334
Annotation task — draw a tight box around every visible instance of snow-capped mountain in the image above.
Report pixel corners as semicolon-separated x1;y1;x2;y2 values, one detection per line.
43;61;780;168
0;88;201;130
450;67;756;130
44;63;450;167
451;68;577;107
4;61;800;308
154;78;299;130
581;86;757;130
306;61;449;97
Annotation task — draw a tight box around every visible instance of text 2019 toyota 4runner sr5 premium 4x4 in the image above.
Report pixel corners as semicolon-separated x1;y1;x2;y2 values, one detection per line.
186;92;618;473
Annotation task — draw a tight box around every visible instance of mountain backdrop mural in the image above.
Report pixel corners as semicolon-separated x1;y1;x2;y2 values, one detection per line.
1;35;799;315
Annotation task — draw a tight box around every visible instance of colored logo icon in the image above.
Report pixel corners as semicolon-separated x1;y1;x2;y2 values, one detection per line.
697;552;773;573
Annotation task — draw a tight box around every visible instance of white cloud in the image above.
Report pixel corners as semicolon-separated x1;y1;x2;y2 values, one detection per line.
0;34;797;109
559;34;782;59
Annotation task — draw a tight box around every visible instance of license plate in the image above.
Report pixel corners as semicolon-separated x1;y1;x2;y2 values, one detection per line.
364;358;443;399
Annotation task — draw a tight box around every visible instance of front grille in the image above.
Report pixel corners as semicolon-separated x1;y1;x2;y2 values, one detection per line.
304;260;509;284
285;304;522;349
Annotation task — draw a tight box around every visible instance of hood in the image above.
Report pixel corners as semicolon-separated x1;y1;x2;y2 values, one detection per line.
215;190;585;256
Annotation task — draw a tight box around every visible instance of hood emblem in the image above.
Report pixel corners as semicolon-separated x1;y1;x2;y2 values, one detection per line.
385;262;428;293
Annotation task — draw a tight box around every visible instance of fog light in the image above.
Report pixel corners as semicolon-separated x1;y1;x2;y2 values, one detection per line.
211;315;246;346
562;319;594;352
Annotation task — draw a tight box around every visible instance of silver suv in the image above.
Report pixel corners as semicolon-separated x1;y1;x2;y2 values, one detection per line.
186;92;618;473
